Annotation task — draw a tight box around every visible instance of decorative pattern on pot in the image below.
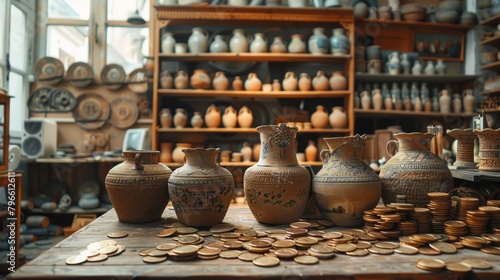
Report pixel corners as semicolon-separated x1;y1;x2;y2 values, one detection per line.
379;132;453;207
447;128;477;168
474;128;500;171
244;124;311;224
308;27;329;55
312;135;381;226
168;148;234;227
329;28;350;55
105;150;172;223
190;69;211;90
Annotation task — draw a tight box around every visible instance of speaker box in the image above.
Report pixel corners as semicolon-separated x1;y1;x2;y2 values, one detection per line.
21;120;57;159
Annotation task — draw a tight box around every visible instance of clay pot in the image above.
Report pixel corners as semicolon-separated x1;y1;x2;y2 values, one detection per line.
439;89;451;114
190;69;211;90
159;108;172;128
329;28;350;55
249;33;267;53
447;129;477;168
270;36;287;53
232;76;243;90
229;28;249;53
241;142;253;162
172;143;192;163
222;106;238;128
244;73;262;91
160;71;173;89
384;93;393;110
244;124;311;224
282;72;298;91
312;70;329;91
368;59;382;74
379;132;453;207
298;73;311;91
191;111;204;128
252;143;261;161
105;150;172;223
353;1;369;19
188;27;209;53
462;89;475;114
312;135;381;226
308;27;329;55
173;108;188;128
288;34;306;53
329;106;347;129
160;142;173;162
210;35;228;53
435;59;446;75
305;140;318;162
372;89;383;110
310;105;329;128
205;104;221;128
237;106;253;128
329;71;347;90
435;9;460;24
474;128;500;171
78;193;100;210
212;71;229;90
452;93;462;113
272;79;281;91
174;70;189;89
161;32;176;54
361;91;371;110
168;148;234;227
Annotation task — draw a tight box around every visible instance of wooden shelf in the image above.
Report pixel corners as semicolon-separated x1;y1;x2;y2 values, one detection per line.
355;73;478;83
451;169;500;183
481;13;500;27
158;127;351;134
481;35;500;46
480;88;500;95
32;206;112;214
482;108;500;113
359;18;474;31
480;60;500;71
354;109;478;118
159;53;350;62
162;161;324;168
158;89;350;98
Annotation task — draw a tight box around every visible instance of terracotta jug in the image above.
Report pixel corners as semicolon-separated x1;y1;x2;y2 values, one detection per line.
232;76;243;90
384;93;393;110
439;89;451;113
372;89;383;110
205;104;221;128
212;71;229;90
305;140;318;162
288;34;306;53
312;70;329;91
272;79;281;91
105;150;172;223
173;108;188;128
244;124;311;224
282;72;298;91
252;143;261;161
209;34;228;53
312;135;381;226
237;106;253;128
174;70;189;89
241;142;253;162
462;89;475;114
229;28;249;53
160;142;173;162
452;93;462;113
160;71;173;89
222;106;238;128
329;71;347;90
159;108;172;128
298;73;311;91
250;33;267;53
310;105;329;128
172;143;192;163
191;111;204;128
168;148;234;227
270;36;287;53
379;132;453;207
188;27;209;53
190;69;211;90
329;106;347;129
244;73;262;91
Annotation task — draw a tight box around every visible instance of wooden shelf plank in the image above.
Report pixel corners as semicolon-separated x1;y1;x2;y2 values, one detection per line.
481;35;500;46
355;73;478;83
481;14;500;27
482;108;500;113
451;169;500;182
354;109;478;118
359;18;473;31
32;206;112;214
480;88;500;95
157;127;351;134
158;53;350;62
480;60;500;71
158;89;350;98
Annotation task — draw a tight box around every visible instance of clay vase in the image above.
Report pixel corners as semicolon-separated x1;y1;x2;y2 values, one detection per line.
250;33;268;53
387;52;400;75
209;35;228;53
105;150;172;223
229;28;249;53
435;59;446;75
305;140;318;162
462;89;475;114
244;73;262;91
160;71;173;89
241;142;253;162
298;73;311;91
310;105;329;128
372;89;383;111
190;69;211;90
237;106;253;128
160;142;173;162
244;124;311;224
329;71;347;90
159;108;172;128
384;93;393;110
379;132;453;207
252;143;261;161
212;71;229;90
447;128;477;168
361;91;371;110
205;104;221;128
174;70;189;89
172;143;192;163
312;70;329;91
288;34;306;53
270;36;287;53
308;27;329;55
452;93;462;113
312;135;381;226
168;148;234;227
282;72;298;91
474;128;500;171
329;28;350;55
272;79;281;91
411;60;422;75
329;106;347;129
173;108;188;128
222;106;238;128
161;32;176;54
191;111;204;128
439;89;451;114
232;76;243;90
187;27;209;53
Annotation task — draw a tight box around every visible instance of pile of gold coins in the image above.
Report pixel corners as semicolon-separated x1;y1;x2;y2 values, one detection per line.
416;258;492;273
65;231;128;265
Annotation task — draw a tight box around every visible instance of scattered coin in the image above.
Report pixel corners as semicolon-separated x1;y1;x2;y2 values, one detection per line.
416;259;446;271
177;227;198;234
429;241;457;254
65;255;87;265
148;249;169;257
290;221;311;229
173;245;199;256
86;254;108;262
139;248;155;256
273;248;298;259
460;258;492;270
418;247;441;255
156;228;177;238
108;244;125;257
446;262;472;272
197;231;212;237
374;241;399;249
98;245;118;255
107;231;128;238
223;240;244;250
238;252;262;262
178;234;201;244
346;248;369;257
367;247;393;255
310;244;335;254
294;255;319;265
353;241;372;249
334;243;357;253
80;250;99;257
219;250;241;259
87;241;111;251
157;243;177;251
481;246;500;255
210;223;235;233
253;256;280;267
322;231;343;240
249;239;272;248
295;237;319;246
197;247;221;257
272;239;296;248
394;244;419;255
143;256;167;263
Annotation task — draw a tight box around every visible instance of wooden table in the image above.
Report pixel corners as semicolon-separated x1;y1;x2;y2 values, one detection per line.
8;205;500;279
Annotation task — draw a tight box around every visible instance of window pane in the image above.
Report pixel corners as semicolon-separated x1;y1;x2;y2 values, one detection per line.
107;27;149;73
107;0;149;21
8;72;25;135
48;0;90;20
0;2;6;56
47;25;89;69
9;5;27;71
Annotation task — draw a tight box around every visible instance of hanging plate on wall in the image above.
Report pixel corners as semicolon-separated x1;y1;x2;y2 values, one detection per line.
72;92;111;130
110;98;139;129
127;68;149;93
67;62;94;88
28;86;53;112
34;57;65;85
100;64;126;90
49;88;77;112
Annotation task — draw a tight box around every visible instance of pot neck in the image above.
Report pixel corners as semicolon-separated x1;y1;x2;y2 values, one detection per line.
394;133;433;151
183;148;219;167
257;124;298;165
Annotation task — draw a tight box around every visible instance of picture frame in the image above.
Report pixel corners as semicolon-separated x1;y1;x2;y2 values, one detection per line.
413;31;464;61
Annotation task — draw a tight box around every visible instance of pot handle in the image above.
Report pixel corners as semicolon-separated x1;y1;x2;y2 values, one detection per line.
319;149;330;163
132;153;144;171
386;140;398;158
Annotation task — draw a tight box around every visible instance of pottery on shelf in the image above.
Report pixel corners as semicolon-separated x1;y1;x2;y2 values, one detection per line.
387;52;400;75
161;32;176;54
105;150;172;223
191;111;204;128
160;71;173;89
329;106;347;128
159;108;172;128
372;88;383;111
244;124;311;224
160;142;173;162
282;72;298;91
311;105;329;128
439;89;451;114
305;140;318;162
244;73;262;91
361;90;371;110
308;27;329;55
312;70;329;91
205;104;221;128
232;76;244;90
298;73;311;91
173;108;188;128
188;27;209;53
452;93;462;113
172;143;192;163
174;70;189;89
329;28;350;55
435;59;446;74
212;71;229;90
237;106;253;128
168;148;234;227
288;34;306;53
210;34;229;53
312;135;381;226
241;142;253;162
270;36;287;53
222;106;238;128
230;28;249;53
447;129;477;168
272;79;281;91
250;33;267;53
474;128;500;171
190;69;211;90
329;71;347;90
462;89;475;114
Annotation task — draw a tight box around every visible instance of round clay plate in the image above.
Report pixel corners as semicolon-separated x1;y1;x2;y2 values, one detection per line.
67;62;94;88
110;98;139;129
28;86;53;112
34;57;65;85
72;92;111;130
100;64;126;90
127;68;148;93
49;88;77;112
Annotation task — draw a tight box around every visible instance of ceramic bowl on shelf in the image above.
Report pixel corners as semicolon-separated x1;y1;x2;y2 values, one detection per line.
400;4;427;22
435;9;460;24
438;0;463;14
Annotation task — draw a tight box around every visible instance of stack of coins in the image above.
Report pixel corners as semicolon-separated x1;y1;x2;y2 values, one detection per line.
443;220;468;237
427;192;452;233
465;210;490;236
170;244;199;261
416;259;446;271
410;208;432;233
244;239;273;253
66;238;127;265
387;203;415;221
459;236;490;249
455;197;479;221
398;220;418;236
479;206;500;233
362;210;380;232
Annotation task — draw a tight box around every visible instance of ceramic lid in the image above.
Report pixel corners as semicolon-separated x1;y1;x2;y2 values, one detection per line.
100;64;126;90
67;62;94;88
72;91;110;130
110;98;139;129
34;57;65;85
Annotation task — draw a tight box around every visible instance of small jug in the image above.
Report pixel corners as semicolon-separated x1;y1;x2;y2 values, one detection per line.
250;33;267;53
270;36;287;53
244;73;262;91
282;72;298;91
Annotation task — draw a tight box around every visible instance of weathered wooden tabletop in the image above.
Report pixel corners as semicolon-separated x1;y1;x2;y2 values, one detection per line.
8;205;500;280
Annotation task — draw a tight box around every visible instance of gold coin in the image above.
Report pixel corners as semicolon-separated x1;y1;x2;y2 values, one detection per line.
197;247;221;257
239;236;257;242
87;242;111;251
410;233;439;243
272;239;296;248
461;236;490;245
173;245;199;256
266;229;287;234
294;255;319;265
460;258;492;270
210;223;235;233
148;249;169;257
334;243;357;253
223;240;244;249
481;246;500;255
86;254;108;262
139;248;155;256
353;241;372;249
322;231;343;239
374;241;399;249
481;233;500;243
156;228;177;238
238;252;262;262
307;248;335;259
80;250;99;257
367;247;393;255
197;230;212;237
107;231;128;238
416;259;446;271
220;232;241;239
107;244;125;257
171;222;186;228
394;244;419;255
219;250;241;259
273;248;298;259
295;237;319;246
429;241;457;254
346;248;369;257
178;234;201;244
249;239;272;248
156;242;177;251
290;221;311;229
310;244;335;254
204;241;225;250
65;255;87;265
143;256;167;263
253;256;280;267
446;262;472;272
176;227;198;234
98;245;118;255
418;247;441;255
317;220;334;227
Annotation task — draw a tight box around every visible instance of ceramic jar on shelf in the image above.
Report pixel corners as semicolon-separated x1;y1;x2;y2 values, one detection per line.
237;106;253;128
308;27;329;55
160;71;173;89
160;142;173;163
439;89;451;114
244;73;262;91
191;111;204;128
474;128;500;171
161;32;176;53
205;104;221;128
312;70;329;91
172;143;192;163
188;27;209;53
250;33;267;53
270;36;287;53
329;28;350;55
329;106;347;129
174;70;189;89
288;34;306;53
222;106;238;128
210;35;228;53
230;28;249;53
159;108;172;128
212;71;229;90
311;105;329;128
329;71;347;90
232;76;243;90
190;69;211;90
298;73;311;91
282;72;298;91
173;108;188;128
305;140;317;162
462;89;475;114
